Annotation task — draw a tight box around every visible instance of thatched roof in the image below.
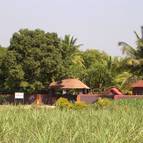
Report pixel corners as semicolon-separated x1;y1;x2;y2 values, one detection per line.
49;78;90;89
131;80;143;88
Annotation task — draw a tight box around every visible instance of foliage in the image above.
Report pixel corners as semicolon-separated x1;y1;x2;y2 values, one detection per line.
55;97;72;109
85;62;113;91
119;29;143;76
96;98;112;108
0;95;8;104
0;45;7;59
60;35;84;78
82;49;108;69
82;49;112;90
0;27;143;93
0;101;143;142
55;98;88;110
71;101;87;110
0;29;78;93
113;99;143;107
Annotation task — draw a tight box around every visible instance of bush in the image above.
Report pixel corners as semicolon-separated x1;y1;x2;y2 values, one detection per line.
96;98;112;108
71;101;88;110
0;95;8;104
55;98;88;110
55;97;72;109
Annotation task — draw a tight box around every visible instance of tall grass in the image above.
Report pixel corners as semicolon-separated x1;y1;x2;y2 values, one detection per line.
0;100;143;143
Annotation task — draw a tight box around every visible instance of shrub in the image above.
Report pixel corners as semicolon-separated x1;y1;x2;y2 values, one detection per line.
55;97;72;109
55;98;88;110
96;98;112;108
71;101;88;110
0;95;8;104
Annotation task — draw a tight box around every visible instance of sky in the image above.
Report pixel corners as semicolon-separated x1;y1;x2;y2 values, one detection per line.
0;0;143;56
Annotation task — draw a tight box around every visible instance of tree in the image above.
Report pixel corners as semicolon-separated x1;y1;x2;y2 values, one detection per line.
1;29;65;93
68;52;86;79
0;51;24;91
81;49;113;90
82;49;108;69
119;28;143;75
60;35;83;78
0;45;7;59
0;29;82;93
84;62;112;91
81;49;130;91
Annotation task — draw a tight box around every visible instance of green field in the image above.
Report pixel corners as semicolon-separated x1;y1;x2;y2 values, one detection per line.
0;100;143;143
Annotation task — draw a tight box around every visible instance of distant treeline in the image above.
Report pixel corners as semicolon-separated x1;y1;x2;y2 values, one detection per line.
0;28;143;93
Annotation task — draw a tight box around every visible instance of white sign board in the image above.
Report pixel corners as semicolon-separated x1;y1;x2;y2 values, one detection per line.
15;92;24;99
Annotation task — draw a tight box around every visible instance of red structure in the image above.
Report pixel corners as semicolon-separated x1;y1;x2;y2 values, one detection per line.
110;87;123;95
131;80;143;95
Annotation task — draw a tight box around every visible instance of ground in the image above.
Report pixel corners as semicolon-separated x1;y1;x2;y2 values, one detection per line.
0;100;143;143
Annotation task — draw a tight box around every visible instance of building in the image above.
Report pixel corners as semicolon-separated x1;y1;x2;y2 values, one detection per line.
131;80;143;95
48;78;90;103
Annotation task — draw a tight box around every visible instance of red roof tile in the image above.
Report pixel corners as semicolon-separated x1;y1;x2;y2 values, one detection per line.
131;80;143;88
49;78;90;89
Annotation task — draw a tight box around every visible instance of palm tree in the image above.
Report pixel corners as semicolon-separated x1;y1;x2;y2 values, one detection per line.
61;35;81;58
61;35;84;78
118;28;143;75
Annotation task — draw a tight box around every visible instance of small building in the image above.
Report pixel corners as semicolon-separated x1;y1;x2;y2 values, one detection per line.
131;80;143;95
48;78;90;103
49;78;89;89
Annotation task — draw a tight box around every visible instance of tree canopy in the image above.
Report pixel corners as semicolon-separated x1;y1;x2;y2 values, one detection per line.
0;29;82;93
0;27;142;93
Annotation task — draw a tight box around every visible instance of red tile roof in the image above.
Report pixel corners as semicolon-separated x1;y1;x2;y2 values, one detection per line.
131;80;143;88
49;78;90;89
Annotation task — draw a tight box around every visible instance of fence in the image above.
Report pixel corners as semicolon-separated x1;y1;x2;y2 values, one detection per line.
0;94;50;105
114;95;143;100
77;93;143;104
77;93;100;104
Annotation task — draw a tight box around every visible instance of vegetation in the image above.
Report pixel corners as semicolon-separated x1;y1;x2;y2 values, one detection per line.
118;29;143;86
0;95;8;104
0;27;143;93
55;97;87;110
0;29;129;93
96;98;112;108
0;100;143;143
0;21;143;143
55;97;72;109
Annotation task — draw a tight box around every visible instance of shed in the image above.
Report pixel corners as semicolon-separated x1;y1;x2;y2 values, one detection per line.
131;80;143;95
48;78;90;103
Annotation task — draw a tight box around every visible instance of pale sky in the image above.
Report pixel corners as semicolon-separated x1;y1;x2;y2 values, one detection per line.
0;0;143;56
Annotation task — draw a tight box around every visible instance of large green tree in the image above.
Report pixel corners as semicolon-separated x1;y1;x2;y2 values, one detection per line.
0;29;82;93
1;29;66;92
81;49;113;90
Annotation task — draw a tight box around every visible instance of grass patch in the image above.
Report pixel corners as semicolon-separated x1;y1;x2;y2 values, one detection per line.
0;100;143;143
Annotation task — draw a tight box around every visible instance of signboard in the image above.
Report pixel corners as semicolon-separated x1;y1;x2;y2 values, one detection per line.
15;92;24;99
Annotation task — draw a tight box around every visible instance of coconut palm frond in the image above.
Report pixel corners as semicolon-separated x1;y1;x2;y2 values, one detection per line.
138;59;143;65
137;39;143;49
133;31;143;54
114;72;139;89
118;42;137;58
71;54;85;68
127;58;140;66
63;35;82;49
134;31;141;40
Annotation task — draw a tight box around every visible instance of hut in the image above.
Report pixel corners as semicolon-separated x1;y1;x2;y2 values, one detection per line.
48;78;90;103
131;80;143;95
